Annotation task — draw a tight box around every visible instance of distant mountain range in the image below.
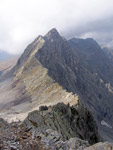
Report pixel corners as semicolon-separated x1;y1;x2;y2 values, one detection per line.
0;51;18;76
0;51;14;61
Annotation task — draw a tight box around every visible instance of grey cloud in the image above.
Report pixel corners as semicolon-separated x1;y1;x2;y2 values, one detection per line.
61;17;113;47
0;0;113;54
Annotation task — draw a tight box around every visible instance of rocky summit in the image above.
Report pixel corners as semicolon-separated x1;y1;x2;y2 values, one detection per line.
0;28;113;149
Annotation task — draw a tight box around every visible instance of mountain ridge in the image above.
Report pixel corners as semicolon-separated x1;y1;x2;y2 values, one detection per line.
0;28;113;142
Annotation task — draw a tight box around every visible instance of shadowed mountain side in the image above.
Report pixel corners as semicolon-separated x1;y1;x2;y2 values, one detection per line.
34;29;113;119
69;38;113;86
33;29;113;141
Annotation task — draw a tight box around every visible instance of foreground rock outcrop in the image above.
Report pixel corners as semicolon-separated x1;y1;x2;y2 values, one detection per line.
1;103;113;150
23;102;101;144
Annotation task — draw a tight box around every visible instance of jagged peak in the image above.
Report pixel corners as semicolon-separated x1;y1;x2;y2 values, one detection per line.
45;28;61;40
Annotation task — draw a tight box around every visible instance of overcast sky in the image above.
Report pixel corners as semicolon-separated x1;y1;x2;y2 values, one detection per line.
0;0;113;54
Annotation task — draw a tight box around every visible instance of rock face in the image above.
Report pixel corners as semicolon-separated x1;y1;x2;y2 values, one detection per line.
69;38;113;87
23;102;101;145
